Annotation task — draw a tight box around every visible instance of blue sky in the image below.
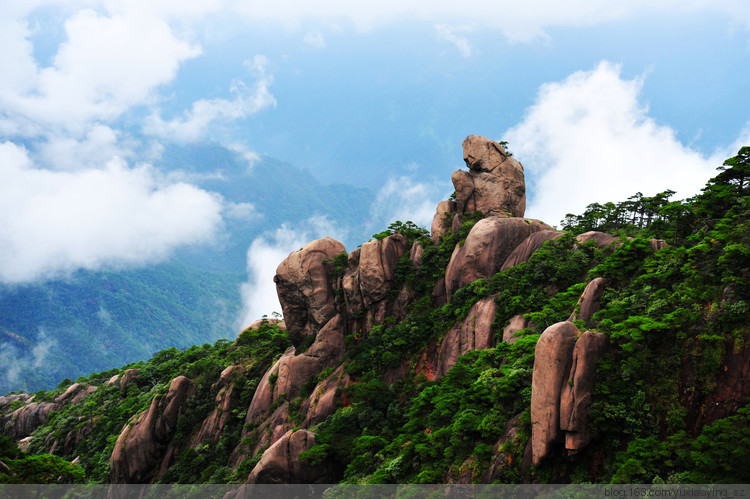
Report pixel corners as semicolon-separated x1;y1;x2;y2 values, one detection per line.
1;1;749;288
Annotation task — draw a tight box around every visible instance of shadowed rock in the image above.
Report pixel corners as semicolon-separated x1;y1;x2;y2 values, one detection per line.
531;321;579;466
560;331;609;453
481;413;525;482
110;375;194;483
193;365;242;445
437;295;498;377
119;369;139;389
245;347;296;426
3;402;56;439
431;200;457;242
568;277;608;324
245;429;329;484
445;217;551;297
500;230;564;271
650;239;668;251
301;365;351;427
502;314;530;344
274;237;346;345
410;241;425;268
245;315;346;433
358;234;409;307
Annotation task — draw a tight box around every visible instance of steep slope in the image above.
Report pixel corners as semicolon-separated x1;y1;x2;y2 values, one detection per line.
2;139;748;485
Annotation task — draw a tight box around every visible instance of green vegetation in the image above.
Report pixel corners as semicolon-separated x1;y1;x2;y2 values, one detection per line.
10;321;289;483
0;436;85;484
1;148;748;485
0;263;244;394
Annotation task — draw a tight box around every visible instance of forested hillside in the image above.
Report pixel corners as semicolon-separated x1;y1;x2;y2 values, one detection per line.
1;139;748;485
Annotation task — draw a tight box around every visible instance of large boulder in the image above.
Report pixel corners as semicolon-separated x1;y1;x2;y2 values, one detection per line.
560;331;609;453
568;278;608;324
245;315;346;430
500;230;564;271
193;365;242;445
530;321;579;466
575;231;618;248
502;314;530;344
3;402;56;439
110;376;194;483
437;295;498;377
452;135;526;219
358;234;409;307
431;200;457;243
245;347;296;426
444;216;551;297
245;429;330;484
301;365;351;428
274;237;346;345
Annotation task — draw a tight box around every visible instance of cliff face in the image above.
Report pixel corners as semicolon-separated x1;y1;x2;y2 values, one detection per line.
2;137;749;486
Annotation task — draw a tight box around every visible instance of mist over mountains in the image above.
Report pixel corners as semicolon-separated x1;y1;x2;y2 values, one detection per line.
0;143;385;394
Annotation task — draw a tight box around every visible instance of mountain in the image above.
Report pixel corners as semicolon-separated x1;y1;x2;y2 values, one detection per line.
0;145;375;394
1;138;748;485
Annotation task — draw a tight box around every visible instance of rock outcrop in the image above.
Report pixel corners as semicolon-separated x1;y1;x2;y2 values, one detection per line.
274;237;346;345
437;295;498;377
453;135;526;218
358;234;409;307
300;365;351;428
502;314;530;344
3;402;56;439
431;200;457;243
560;331;609;453
444;216;551;297
568;278;608;324
193;365;242;445
575;231;619;248
481;414;525;482
245;430;329;484
110;376;194;483
530;321;579;466
245;348;296;426
500;230;564;271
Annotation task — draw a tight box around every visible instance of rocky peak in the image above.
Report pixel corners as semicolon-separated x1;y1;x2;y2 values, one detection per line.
455;135;526;216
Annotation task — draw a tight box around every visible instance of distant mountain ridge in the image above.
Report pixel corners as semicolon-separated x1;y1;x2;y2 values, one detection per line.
0;144;375;393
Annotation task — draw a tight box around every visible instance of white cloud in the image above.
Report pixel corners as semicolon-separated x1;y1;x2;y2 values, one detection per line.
0;141;224;283
227;142;261;170
144;55;275;143
224;201;262;222
237;215;347;329
230;1;750;43
435;24;473;57
0;326;57;390
504;61;733;226
0;6;203;133
371;175;447;230
303;30;326;48
35;124;134;170
32;329;56;368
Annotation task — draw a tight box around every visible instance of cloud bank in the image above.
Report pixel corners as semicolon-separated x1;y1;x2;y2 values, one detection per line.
0;142;223;283
230;0;750;42
505;61;735;226
371;175;447;229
